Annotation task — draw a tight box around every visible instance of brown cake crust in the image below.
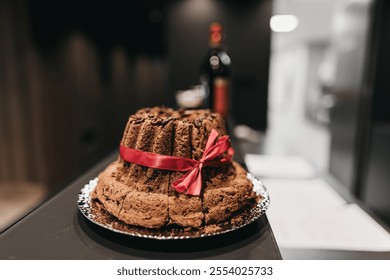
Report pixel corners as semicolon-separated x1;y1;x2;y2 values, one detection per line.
91;107;258;230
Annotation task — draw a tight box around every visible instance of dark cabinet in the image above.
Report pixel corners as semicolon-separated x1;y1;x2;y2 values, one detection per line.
360;0;390;226
363;125;390;225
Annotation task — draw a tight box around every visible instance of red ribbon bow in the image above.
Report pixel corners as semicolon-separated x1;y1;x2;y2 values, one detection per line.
119;129;233;196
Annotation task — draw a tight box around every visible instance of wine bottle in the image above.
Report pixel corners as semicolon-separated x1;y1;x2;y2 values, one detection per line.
200;22;231;118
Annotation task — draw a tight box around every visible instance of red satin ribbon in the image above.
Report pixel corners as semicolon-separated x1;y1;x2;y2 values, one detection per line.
119;129;233;196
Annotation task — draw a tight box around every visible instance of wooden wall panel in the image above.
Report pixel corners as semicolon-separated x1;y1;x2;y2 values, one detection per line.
0;0;43;183
0;1;168;194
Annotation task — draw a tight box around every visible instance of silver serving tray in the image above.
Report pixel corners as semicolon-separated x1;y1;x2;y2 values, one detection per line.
78;173;269;240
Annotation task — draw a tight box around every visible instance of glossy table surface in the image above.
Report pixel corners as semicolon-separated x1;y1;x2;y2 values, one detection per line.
0;151;282;260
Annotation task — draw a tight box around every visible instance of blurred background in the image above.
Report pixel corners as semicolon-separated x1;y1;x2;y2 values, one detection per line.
1;0;390;254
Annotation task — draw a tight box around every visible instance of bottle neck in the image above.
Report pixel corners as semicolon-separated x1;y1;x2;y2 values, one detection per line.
209;39;223;49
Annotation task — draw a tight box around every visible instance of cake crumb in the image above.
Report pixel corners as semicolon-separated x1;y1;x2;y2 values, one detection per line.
203;224;222;234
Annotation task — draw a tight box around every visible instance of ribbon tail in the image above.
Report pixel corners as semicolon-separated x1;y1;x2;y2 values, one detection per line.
220;147;234;163
185;174;202;196
171;166;202;195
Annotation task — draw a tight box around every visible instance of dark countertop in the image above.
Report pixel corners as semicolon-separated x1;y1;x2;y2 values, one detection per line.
0;151;282;260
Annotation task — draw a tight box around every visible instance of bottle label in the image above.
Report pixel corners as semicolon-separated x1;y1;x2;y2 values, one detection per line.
213;78;229;117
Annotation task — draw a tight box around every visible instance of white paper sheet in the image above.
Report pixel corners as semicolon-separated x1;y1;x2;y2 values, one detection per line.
245;154;316;179
262;178;390;252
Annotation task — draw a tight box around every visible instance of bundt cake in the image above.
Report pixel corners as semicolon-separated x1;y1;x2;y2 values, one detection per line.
91;107;259;232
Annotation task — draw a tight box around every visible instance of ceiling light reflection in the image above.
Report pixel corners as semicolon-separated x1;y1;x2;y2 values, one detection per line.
270;15;299;32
